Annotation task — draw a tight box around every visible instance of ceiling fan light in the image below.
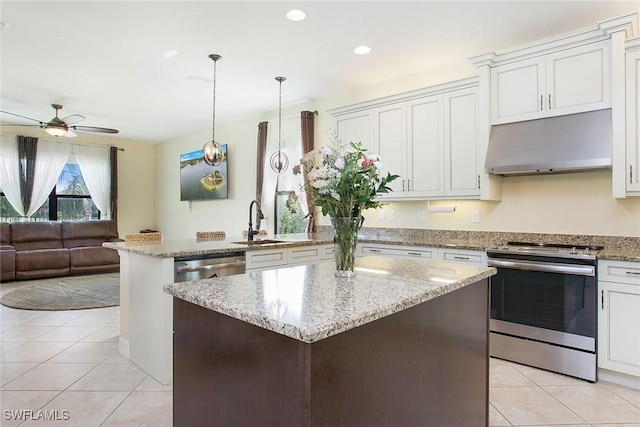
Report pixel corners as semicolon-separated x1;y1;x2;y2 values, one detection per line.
45;125;67;137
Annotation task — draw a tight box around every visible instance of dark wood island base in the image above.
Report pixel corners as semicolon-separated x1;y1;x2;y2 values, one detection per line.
173;278;489;427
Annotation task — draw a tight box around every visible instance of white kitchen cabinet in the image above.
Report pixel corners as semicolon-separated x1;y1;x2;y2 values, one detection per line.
357;243;436;260
333;109;374;152
598;260;640;378
246;243;334;272
438;248;487;266
490;40;611;124
444;87;481;198
329;77;492;201
374;102;406;193
376;86;480;200
626;42;640;193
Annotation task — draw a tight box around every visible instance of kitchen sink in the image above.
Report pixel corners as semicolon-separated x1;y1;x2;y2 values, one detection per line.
231;239;286;246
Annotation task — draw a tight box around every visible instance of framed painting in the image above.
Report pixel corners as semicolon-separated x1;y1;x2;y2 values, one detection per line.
179;145;228;201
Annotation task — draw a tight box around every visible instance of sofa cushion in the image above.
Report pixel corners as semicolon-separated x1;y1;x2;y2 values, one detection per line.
0;248;16;282
1;222;10;244
14;248;70;280
11;222;64;250
69;246;120;267
62;220;120;248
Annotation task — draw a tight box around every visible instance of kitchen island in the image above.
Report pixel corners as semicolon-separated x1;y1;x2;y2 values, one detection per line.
164;256;495;426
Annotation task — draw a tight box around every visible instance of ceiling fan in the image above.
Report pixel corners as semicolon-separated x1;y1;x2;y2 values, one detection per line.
0;103;119;137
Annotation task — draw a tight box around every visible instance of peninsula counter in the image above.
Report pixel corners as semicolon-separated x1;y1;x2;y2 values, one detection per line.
164;256;495;426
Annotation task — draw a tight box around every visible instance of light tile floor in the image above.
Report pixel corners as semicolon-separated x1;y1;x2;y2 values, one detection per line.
1;279;639;426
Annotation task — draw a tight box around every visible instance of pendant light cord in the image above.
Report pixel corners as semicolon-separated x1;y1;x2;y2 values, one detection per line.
211;56;218;144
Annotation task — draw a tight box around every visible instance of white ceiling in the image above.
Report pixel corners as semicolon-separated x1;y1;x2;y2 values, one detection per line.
0;1;637;144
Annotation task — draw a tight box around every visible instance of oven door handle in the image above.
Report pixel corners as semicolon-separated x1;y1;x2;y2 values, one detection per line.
487;259;595;276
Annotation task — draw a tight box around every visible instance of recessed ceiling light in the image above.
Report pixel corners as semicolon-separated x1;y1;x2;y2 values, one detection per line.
354;46;371;55
163;50;179;59
286;9;306;21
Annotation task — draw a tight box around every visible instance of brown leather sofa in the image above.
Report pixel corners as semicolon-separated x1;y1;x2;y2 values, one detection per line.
1;220;121;282
0;222;16;282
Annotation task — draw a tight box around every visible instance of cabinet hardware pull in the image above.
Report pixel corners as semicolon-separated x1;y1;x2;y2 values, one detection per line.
402;179;405;192
477;175;480;189
407;252;422;256
453;256;470;260
548;93;551;109
601;290;604;310
540;95;543;111
368;249;381;253
626;271;640;276
631;165;633;184
407;179;411;191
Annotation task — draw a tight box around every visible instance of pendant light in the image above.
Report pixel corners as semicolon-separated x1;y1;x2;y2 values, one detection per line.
270;76;289;173
202;54;225;166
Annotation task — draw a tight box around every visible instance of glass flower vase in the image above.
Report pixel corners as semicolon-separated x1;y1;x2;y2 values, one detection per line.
330;216;361;278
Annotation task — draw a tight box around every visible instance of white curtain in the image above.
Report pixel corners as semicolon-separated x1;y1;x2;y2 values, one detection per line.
74;144;111;219
261;114;307;231
0;135;25;216
26;140;71;217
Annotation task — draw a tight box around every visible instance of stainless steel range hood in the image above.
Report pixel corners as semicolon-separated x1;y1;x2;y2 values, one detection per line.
485;109;612;176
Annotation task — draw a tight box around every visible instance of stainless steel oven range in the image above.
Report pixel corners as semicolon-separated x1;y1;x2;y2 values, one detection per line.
487;242;603;382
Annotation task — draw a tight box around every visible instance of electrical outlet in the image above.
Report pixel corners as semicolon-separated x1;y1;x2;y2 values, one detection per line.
378;210;385;221
389;210;396;222
471;210;481;223
417;211;426;222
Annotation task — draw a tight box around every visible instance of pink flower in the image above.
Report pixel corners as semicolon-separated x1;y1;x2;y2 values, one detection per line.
361;153;374;169
334;157;345;170
321;146;332;157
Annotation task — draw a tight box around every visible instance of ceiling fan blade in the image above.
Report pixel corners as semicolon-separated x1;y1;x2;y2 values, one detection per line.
0;110;44;124
0;123;43;128
71;125;119;134
61;114;85;125
65;129;78;138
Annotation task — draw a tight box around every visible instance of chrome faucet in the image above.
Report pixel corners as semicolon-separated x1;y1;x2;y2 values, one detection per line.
248;199;264;241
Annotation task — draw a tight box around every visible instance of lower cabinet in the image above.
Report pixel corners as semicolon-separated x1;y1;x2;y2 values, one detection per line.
598;260;640;378
357;243;487;266
246;244;333;272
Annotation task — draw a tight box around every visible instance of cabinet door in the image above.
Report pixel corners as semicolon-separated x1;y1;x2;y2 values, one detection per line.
627;48;640;192
444;87;480;197
335;110;375;152
598;280;640;377
546;41;611;117
406;95;444;197
374;103;406;194
490;57;545;124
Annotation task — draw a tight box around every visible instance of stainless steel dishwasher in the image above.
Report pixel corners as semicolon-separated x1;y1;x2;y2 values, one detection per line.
174;252;246;282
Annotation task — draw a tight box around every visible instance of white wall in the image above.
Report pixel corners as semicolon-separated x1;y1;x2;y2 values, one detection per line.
154;61;640;239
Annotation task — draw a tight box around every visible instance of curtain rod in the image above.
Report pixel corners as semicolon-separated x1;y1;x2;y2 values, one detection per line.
1;134;125;152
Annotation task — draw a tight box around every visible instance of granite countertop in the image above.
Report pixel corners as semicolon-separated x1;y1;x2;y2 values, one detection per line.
163;256;496;343
104;230;640;262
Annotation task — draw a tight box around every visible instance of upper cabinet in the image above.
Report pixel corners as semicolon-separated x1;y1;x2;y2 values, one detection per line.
625;39;640;194
490;40;611;124
328;78;492;201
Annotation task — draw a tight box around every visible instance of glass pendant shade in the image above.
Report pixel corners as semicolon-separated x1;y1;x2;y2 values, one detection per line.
45;125;67;137
202;54;224;166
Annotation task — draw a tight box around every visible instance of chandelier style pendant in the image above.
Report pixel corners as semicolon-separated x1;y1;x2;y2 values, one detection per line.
270;76;289;173
202;54;225;166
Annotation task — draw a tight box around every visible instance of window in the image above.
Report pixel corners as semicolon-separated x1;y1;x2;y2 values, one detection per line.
274;190;307;234
0;160;99;222
53;162;99;221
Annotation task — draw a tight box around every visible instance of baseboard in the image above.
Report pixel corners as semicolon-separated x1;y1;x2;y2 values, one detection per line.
599;368;640;390
119;337;129;359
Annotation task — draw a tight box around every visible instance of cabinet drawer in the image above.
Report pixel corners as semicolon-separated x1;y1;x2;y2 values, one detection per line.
598;260;640;285
439;249;486;266
245;249;288;270
321;244;335;260
289;246;322;264
359;244;435;259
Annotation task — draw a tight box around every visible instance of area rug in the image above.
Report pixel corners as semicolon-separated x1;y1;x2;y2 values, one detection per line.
0;273;119;311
